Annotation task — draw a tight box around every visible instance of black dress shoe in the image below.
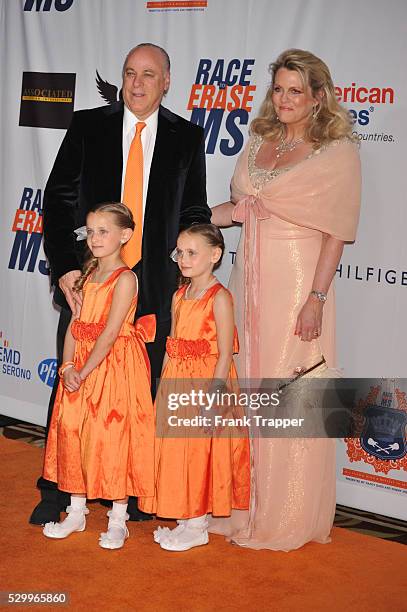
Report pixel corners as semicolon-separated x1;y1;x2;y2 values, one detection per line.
29;478;70;525
30;499;61;525
128;508;154;522
99;499;113;508
127;496;153;521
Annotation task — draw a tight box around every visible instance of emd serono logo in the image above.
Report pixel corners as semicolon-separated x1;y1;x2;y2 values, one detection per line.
0;332;32;381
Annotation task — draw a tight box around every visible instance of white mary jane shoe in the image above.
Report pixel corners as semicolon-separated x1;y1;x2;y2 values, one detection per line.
159;527;209;552
153;519;187;544
99;510;129;550
43;505;89;539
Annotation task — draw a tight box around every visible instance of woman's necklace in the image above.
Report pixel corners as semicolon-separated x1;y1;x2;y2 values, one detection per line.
275;135;304;159
185;277;217;300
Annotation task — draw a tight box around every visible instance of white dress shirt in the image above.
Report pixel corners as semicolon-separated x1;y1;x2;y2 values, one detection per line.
121;105;159;225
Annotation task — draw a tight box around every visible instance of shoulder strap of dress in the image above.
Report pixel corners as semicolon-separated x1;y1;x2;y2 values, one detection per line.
205;282;224;300
106;266;131;285
174;284;187;305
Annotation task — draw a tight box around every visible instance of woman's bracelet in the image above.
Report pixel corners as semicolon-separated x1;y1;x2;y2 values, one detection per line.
58;361;75;377
310;290;327;303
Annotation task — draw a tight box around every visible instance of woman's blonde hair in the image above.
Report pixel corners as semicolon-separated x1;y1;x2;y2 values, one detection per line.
251;48;354;147
74;202;135;291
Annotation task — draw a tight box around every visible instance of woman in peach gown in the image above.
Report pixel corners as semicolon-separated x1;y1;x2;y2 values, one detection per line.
210;49;361;551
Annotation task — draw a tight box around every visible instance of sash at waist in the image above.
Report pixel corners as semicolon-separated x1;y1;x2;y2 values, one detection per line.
166;337;215;359
166;332;239;360
71;314;156;343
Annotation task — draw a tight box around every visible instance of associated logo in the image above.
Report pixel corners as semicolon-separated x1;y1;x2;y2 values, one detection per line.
19;72;76;129
188;59;257;155
345;386;407;474
38;358;57;388
0;331;32;381
8;187;49;275
24;0;74;11
335;82;395;143
146;1;207;12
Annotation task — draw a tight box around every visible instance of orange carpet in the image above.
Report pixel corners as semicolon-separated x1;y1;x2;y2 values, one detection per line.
1;436;405;612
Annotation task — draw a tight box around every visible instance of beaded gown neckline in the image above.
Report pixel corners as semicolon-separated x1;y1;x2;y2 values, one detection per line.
248;133;321;191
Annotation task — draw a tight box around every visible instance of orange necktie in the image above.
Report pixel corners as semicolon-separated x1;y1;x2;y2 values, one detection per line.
122;121;146;268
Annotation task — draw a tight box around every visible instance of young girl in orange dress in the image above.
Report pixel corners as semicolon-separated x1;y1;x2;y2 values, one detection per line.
139;224;250;551
42;202;155;550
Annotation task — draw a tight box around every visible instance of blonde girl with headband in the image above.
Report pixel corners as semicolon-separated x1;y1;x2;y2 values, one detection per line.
42;202;155;550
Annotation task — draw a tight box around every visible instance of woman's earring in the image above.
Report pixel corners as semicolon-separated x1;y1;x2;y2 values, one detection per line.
312;105;318;120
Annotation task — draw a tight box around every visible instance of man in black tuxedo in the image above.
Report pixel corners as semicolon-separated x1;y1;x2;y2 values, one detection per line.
30;43;210;525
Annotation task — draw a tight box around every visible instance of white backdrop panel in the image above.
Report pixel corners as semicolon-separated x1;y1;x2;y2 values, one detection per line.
1;0;406;518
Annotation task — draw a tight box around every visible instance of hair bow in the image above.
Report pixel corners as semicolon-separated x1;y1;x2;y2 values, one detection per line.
74;226;87;241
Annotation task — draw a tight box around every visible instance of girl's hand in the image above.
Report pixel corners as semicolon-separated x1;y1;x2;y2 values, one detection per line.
295;295;323;342
63;367;82;392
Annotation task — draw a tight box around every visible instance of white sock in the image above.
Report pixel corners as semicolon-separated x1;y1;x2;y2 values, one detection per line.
111;502;128;520
186;514;207;530
43;496;88;539
70;496;87;511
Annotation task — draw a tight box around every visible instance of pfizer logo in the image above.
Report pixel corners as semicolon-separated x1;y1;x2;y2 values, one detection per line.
38;358;57;388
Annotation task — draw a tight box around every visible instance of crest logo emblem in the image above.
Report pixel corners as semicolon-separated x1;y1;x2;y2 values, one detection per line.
360;405;407;460
345;384;407;474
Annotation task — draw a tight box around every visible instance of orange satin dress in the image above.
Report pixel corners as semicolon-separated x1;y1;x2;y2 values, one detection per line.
139;282;250;519
43;267;156;501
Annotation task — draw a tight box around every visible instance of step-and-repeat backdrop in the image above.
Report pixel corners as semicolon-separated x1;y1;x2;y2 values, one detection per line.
1;0;406;519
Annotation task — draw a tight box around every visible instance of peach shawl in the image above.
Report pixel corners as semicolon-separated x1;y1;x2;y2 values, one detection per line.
231;138;361;378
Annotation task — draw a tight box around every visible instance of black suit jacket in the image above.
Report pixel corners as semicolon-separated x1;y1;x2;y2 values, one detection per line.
43;102;210;334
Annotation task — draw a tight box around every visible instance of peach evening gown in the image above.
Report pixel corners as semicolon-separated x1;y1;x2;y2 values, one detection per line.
43;267;156;501
139;282;250;519
209;135;361;551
